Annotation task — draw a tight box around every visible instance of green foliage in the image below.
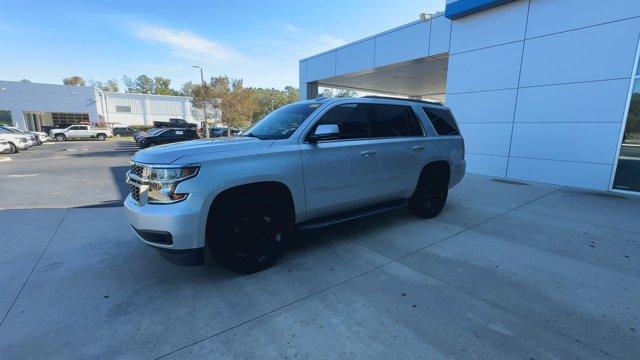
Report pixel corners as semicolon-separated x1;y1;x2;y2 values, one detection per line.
63;76;86;86
248;86;299;122
93;79;120;92
122;75;179;95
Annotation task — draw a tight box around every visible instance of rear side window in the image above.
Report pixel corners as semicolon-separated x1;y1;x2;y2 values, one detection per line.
422;107;459;136
371;104;423;137
314;103;372;140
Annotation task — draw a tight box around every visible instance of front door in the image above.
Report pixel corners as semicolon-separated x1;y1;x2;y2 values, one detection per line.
300;103;380;219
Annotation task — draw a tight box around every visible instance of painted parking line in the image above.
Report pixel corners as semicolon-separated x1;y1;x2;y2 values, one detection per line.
0;157;12;162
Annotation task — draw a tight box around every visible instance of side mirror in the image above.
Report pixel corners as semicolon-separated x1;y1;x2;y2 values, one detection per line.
309;124;340;143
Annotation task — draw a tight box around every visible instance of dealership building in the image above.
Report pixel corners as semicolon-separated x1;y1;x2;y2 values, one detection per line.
299;0;640;194
0;80;199;132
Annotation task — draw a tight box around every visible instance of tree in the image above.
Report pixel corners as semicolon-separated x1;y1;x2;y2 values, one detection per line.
180;81;198;97
189;75;257;135
248;86;299;123
63;76;86;86
135;75;154;94
153;76;179;95
93;79;119;92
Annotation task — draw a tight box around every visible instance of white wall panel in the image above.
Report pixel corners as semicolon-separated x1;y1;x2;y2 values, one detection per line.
509;123;621;164
465;154;508;177
527;0;640;38
459;122;513;156
446;89;517;123
515;79;630;123
507;157;613;190
429;15;451;55
450;0;529;54
374;22;430;67
520;18;640;87
299;61;307;83
447;41;523;93
306;52;336;82
336;39;375;75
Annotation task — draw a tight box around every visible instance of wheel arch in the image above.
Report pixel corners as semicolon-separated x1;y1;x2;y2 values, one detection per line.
418;160;451;188
205;181;296;238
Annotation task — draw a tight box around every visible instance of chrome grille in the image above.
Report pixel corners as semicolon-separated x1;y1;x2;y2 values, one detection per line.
127;162;146;204
129;184;141;203
131;163;144;178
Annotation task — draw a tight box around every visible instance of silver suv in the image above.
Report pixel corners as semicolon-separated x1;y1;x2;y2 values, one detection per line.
125;96;465;273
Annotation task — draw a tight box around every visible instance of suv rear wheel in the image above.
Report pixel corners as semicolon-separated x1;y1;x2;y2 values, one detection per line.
209;191;288;274
409;165;449;218
97;133;107;141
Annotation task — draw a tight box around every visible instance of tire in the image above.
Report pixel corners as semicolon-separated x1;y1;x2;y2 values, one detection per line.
209;192;288;274
55;134;66;142
97;134;107;141
7;143;18;154
409;166;449;219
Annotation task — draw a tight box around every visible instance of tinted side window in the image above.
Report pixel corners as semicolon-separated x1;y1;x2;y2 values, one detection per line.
371;104;423;137
422;107;459;136
160;130;174;138
314;103;372;140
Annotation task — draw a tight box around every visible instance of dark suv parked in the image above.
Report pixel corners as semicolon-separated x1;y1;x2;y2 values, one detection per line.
138;128;199;148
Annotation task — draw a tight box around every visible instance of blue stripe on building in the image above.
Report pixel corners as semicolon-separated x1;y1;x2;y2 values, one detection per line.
445;0;519;20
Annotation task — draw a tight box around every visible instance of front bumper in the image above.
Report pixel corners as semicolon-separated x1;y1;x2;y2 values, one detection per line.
124;192;208;251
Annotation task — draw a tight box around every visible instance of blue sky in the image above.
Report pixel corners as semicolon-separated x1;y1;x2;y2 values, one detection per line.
0;0;445;90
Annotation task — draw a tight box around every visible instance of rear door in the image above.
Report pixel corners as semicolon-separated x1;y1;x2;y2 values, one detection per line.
300;103;380;219
369;103;428;201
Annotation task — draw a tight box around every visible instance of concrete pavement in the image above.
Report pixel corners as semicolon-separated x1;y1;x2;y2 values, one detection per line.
0;142;639;359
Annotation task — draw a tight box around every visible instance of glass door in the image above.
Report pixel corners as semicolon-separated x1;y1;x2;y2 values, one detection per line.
612;53;640;192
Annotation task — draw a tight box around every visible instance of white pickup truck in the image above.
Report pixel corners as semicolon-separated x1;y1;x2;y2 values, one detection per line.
49;125;113;142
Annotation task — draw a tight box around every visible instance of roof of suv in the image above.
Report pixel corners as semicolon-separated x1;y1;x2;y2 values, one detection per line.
308;96;447;109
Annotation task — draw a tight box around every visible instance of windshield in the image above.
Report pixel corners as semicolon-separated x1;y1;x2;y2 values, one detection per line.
1;127;20;133
243;102;320;140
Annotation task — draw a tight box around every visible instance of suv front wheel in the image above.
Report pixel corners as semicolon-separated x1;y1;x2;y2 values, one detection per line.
208;191;288;274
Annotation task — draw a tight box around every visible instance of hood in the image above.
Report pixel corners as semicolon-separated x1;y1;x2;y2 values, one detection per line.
132;137;274;164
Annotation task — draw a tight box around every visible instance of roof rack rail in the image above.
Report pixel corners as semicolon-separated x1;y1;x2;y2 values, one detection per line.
360;95;442;106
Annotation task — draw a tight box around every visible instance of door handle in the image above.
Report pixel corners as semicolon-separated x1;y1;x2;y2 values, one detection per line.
412;145;425;151
360;150;377;157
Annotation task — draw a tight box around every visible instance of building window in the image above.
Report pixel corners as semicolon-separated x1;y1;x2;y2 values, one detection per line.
51;113;89;127
115;105;132;113
0;110;12;126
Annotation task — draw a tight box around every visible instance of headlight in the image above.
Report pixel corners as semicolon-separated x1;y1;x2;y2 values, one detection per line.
147;165;199;204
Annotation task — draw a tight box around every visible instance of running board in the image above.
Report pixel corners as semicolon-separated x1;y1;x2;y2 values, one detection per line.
296;199;408;231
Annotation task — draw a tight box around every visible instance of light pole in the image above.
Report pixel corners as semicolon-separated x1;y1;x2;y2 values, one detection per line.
192;65;209;138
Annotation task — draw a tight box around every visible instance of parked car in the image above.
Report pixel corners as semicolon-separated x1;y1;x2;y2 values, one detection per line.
153;118;197;129
0;140;11;154
112;126;136;137
137;128;199;148
0;126;39;146
125;97;465;273
0;128;32;153
209;127;241;137
134;128;165;145
49;125;113;141
1;126;47;144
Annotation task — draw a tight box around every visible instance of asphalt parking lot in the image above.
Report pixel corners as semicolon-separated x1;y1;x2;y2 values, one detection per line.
1;140;639;359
